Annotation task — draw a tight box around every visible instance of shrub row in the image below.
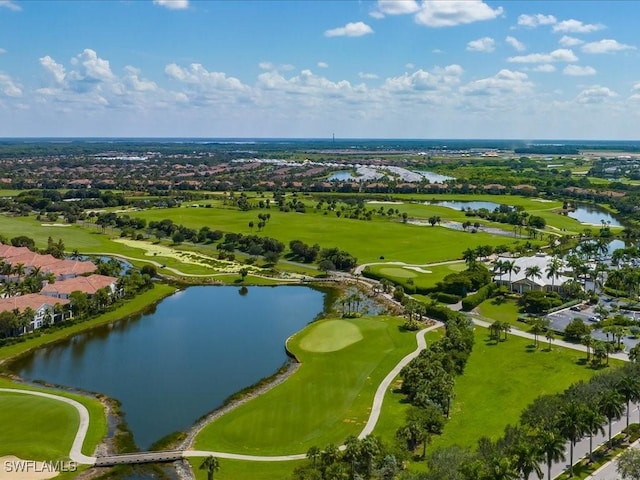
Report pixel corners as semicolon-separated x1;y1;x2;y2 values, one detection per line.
461;283;497;311
431;292;462;304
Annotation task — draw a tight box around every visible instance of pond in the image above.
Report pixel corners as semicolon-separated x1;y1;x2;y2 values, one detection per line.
328;171;353;181
10;286;329;450
426;200;504;211
414;171;455;183
566;205;622;227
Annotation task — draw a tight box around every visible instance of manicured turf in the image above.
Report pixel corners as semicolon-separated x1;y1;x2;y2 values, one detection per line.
0;378;106;459
476;298;522;328
429;325;614;450
0;391;80;459
194;316;417;455
368;262;466;290
297;319;363;352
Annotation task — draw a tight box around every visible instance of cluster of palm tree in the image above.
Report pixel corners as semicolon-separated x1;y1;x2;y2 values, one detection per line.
299;435;397;480
340;292;364;318
489;320;511;342
0;264;56;298
492;255;566;294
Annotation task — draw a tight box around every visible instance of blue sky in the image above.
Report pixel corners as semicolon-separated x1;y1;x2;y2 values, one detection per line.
0;0;639;139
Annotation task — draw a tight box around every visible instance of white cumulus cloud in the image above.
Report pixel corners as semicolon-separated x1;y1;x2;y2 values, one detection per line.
460;69;533;96
508;48;578;64
576;85;617;104
582;39;636;54
414;0;503;28
70;49;115;82
533;64;556;73
376;0;419;15
517;13;556;28
553;19;605;33
467;37;495;52
0;72;21;97
40;56;66;85
359;72;379;80
317;62;329;69
0;1;21;11
505;36;525;52
153;0;189;10
563;65;597;76
559;35;584;47
324;22;374;38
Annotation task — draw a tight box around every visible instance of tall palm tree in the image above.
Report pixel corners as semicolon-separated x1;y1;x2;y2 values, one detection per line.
546;329;556;351
582;334;593;361
462;248;478;269
524;265;542;290
583;407;606;462
599;390;625;446
306;446;321;466
617;375;640;429
513;439;544;480
557;402;588;477
505;260;521;292
545;257;564;292
538;430;566;480
199;456;220;480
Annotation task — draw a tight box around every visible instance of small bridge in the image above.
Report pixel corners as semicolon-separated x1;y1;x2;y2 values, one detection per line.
94;450;184;467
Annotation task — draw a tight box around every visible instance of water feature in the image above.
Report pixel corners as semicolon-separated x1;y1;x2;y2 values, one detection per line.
328;171;354;181
566;205;622;227
10;285;328;449
415;171;455;183
426;200;504;211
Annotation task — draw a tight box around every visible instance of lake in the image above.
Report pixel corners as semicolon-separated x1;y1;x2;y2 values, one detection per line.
566;205;622;227
426;200;504;211
10;286;329;449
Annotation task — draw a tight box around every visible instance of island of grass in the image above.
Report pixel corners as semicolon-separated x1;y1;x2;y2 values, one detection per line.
193;316;419;456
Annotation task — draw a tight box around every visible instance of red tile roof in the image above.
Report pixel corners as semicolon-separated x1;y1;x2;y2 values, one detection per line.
41;274;118;296
0;294;69;313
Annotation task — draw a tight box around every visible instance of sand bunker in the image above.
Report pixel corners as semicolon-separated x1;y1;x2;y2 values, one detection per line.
366;201;403;205
40;224;71;227
404;266;432;274
531;198;553;203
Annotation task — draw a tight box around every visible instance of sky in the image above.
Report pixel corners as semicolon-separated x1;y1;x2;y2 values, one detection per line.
0;0;639;140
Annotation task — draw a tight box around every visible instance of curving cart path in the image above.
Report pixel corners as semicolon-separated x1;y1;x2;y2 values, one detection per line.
0;323;440;465
0;388;97;465
183;322;441;461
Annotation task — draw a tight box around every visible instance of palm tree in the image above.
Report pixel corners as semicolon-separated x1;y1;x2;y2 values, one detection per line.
630;344;640;363
617;375;640;429
199;456;220;480
545;257;564;292
306;446;321;466
462;248;478;269
486;456;520;480
524;265;542;290
505;260;521;292
582;334;594;361
558;402;588;477
538;430;566;480
530;317;547;348
545;329;556;351
599;390;625;446
583;407;606;462
513;439;544;480
12;263;25;281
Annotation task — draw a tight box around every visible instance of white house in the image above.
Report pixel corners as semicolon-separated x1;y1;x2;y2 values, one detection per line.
493;254;573;293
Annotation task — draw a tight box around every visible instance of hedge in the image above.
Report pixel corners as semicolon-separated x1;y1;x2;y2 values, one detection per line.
431;292;462;304
461;283;497;311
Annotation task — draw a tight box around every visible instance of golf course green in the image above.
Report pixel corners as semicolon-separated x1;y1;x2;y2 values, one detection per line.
194;316;417;455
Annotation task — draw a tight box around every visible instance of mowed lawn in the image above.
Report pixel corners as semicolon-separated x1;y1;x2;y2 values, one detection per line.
0;379;106;460
130;206;522;264
367;262;466;290
194;316;418;455
430;326;607;451
476;298;522;328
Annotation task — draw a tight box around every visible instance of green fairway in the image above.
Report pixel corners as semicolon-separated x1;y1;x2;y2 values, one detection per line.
0;379;106;459
194;316;417;455
367;262;466;290
297;319;363;352
0;391;80;459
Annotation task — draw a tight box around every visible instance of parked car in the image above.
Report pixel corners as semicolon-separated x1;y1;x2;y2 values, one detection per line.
570;306;581;312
